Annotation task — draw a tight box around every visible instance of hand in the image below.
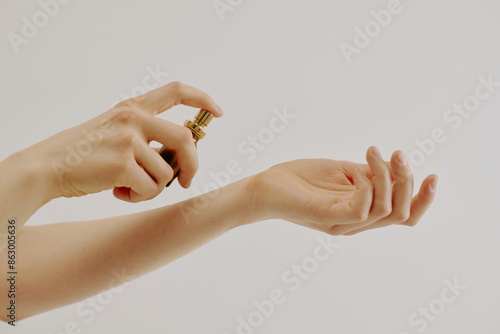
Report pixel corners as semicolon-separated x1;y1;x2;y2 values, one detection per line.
24;81;223;203
249;147;437;235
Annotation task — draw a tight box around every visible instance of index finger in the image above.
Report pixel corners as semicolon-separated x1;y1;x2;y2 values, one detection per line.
132;81;224;117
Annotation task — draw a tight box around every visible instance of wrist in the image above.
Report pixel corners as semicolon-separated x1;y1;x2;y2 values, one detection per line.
228;175;272;229
205;177;260;231
176;176;264;232
227;177;260;229
2;147;57;208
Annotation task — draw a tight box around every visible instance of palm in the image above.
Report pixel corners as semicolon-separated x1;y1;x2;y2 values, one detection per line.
252;148;437;236
255;159;362;227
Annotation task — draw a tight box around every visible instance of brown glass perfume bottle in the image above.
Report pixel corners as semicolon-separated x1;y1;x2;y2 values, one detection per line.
159;109;214;187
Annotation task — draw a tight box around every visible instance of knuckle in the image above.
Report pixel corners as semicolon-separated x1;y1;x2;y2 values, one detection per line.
167;81;184;101
398;164;413;175
146;182;160;199
162;164;174;183
116;151;133;167
364;182;374;191
397;168;413;180
115;158;134;175
113;107;136;124
115;98;139;109
327;226;343;236
354;210;369;222
154;174;167;189
117;131;137;148
155;161;173;185
392;211;410;223
168;80;184;90
374;204;392;218
114;147;133;166
405;219;419;227
379;170;392;179
179;127;194;145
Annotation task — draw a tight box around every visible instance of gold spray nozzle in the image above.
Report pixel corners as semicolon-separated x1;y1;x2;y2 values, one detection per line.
160;109;215;187
184;109;214;141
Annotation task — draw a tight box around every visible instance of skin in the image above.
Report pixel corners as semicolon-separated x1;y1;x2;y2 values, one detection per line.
0;82;437;322
0;81;224;248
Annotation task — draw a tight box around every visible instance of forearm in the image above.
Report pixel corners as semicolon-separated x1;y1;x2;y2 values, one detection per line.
0;147;56;252
0;176;257;321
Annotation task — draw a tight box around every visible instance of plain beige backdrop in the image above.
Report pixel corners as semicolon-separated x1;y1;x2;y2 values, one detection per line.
1;0;499;333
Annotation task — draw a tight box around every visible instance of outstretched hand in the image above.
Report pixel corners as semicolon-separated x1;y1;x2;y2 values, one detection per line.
249;147;437;235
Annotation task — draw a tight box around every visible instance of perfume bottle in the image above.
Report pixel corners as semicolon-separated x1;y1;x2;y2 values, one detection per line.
159;109;214;187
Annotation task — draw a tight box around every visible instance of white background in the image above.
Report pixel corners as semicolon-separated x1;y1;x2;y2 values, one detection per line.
1;0;500;333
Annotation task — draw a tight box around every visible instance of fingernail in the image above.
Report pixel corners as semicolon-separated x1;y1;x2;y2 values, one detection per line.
216;104;224;116
372;147;382;159
429;177;438;192
397;152;407;166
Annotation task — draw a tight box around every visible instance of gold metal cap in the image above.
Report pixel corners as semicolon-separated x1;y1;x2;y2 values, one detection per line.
184;109;214;140
194;109;214;127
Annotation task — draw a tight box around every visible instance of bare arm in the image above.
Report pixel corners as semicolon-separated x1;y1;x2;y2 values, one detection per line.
1;81;224;254
0;150;56;252
0;178;254;321
0;147;437;321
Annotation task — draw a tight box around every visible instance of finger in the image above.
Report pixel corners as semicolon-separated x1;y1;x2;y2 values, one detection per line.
329;168;373;226
113;187;133;202
366;146;393;219
339;160;393;181
342;151;413;234
142;117;199;188
400;174;438;226
134;139;174;190
345;174;437;235
346;168;373;221
113;163;158;203
132;81;223;117
387;151;413;222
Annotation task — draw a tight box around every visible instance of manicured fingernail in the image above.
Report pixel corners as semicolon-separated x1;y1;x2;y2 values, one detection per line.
429;177;438;192
397;152;407;166
372;147;382;159
216;105;224;116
